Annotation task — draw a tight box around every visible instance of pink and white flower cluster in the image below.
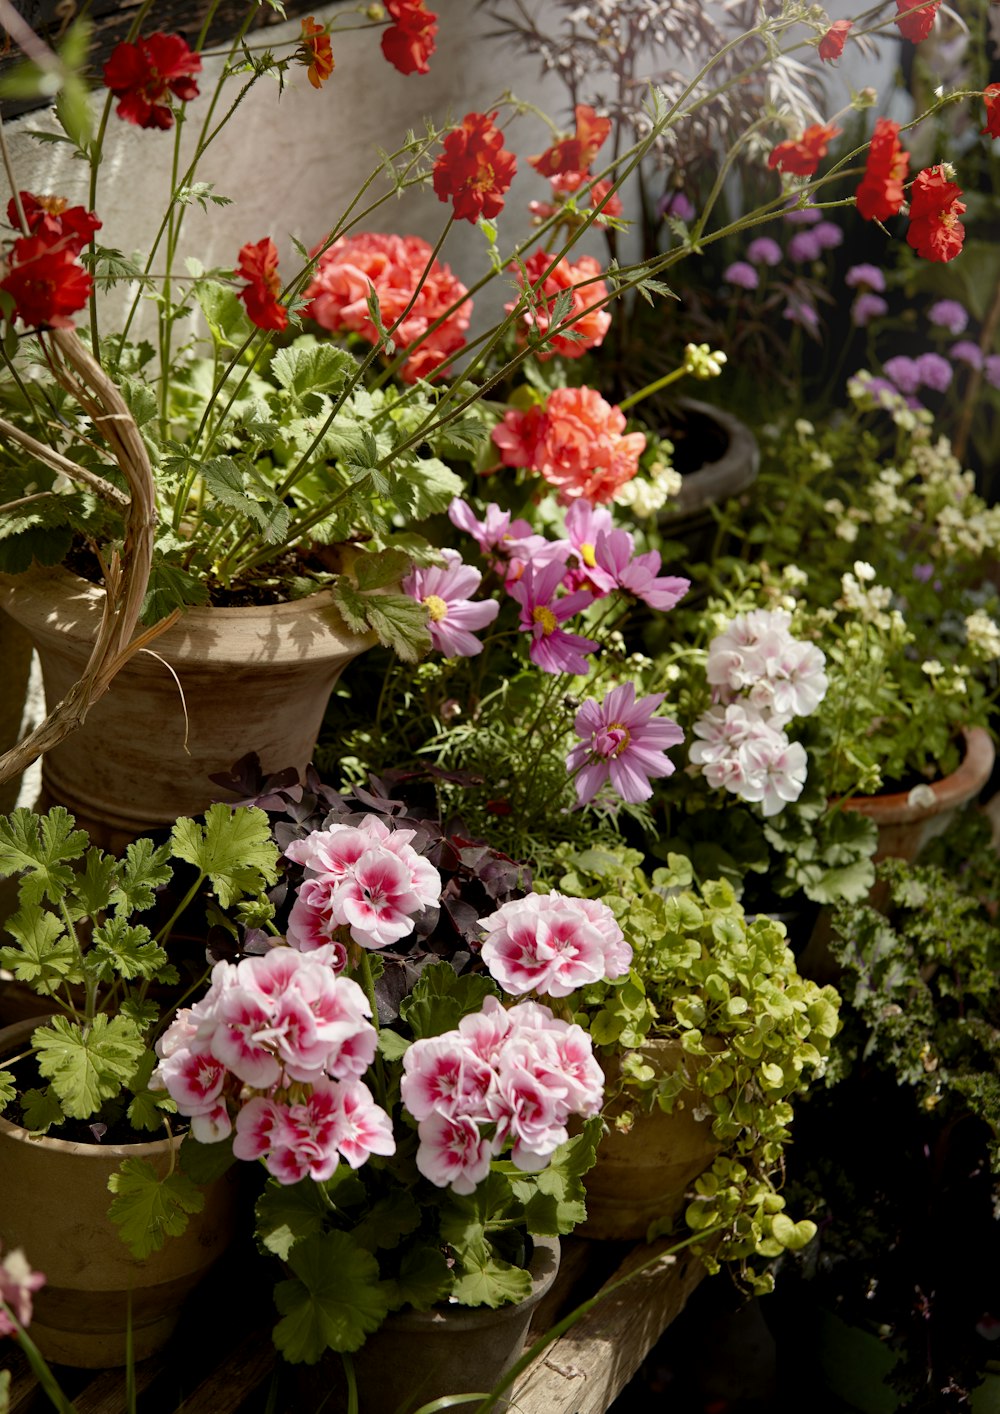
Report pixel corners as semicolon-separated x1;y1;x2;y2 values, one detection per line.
0;1241;45;1337
689;608;828;816
401;995;604;1190
285;814;442;955
153;948;395;1185
478;891;631;997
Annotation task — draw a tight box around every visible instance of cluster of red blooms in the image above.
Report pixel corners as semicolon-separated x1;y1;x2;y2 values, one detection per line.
381;0;438;76
528;104;624;224
431;112;517;223
236;237;288;332
0;193;100;329
102;31;202;130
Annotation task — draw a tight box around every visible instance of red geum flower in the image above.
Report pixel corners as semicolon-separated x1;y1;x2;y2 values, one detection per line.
236;237;288;331
103;32;202;130
767;122;841;177
818;20;852;62
432;111;517;223
381;0;438;76
983;84;1000;140
856;118;910;222
906;166;966;263
6;192;101;253
529;105;612;179
298;17;334;89
894;0;941;43
0;234;92;328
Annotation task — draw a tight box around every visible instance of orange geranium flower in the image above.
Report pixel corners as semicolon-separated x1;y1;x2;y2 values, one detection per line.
856;118;910;222
432;112;517;223
298;17;334;89
767;122;841;177
236;237;288;331
818;20;852;62
906;167;966;263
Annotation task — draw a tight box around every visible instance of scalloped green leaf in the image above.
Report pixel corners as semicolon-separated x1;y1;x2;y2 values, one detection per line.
273;1232;389;1361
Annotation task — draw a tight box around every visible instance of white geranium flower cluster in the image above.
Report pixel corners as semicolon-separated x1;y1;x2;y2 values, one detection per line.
689;607;828;817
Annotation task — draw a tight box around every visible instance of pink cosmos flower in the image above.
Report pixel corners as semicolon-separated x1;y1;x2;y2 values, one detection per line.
508;559;597;675
591;529;690;611
447;498;534;557
478;892;630;997
0;1243;45;1336
415;1111;494;1194
403;549;499;657
492;387;645;505
566;682;683;805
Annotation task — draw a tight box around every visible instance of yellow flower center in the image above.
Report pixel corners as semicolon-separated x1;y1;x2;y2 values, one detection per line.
580;542;597;568
424;594;449;622
532;604;558;635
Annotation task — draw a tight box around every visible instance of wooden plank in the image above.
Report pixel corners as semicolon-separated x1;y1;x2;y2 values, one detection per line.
170;1327;277;1414
510;1240;708;1414
70;1352;168;1414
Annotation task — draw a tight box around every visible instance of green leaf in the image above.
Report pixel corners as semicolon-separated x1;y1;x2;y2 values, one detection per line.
201;458;291;544
770;1213;817;1251
107;1157;205;1259
353;548;411;593
255;1178;332;1261
195;281;254;347
377;1030;411;1062
399;963;499;1041
127;1052;175;1132
0;908;81;994
0;807;88;904
273;1232;390;1361
357;592;431;663
384;1244;453;1312
141;559;211;622
450;1242;532;1309
33;1014;146;1120
393;456;464;520
20;1087;66;1133
111;837;173;914
68;847;118;919
91;914;168;981
170;805;279;909
520;1119;602;1236
87;247;152;290
179;1133;237;1184
271;339;354;399
349;1191;421;1253
0;1070;15;1110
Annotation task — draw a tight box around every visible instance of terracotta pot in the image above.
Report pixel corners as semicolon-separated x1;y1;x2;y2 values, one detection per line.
300;1235;559;1413
580;1040;720;1242
656;398;759;564
839;726;996;864
0;564;375;849
0;1017;237;1367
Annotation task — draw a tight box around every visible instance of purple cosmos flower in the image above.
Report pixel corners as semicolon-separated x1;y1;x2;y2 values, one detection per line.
746;236;783;267
883;355;921;395
845;263;886;292
724;260;759;290
403;550;499;658
928;299;968;335
788;230;823;263
950;340;984;370
985;355;1000;390
566;682;683;805
592;529;690;610
852;292;888;327
508;560;597;675
448;498;533;556
914;351;952;392
812;221;844;250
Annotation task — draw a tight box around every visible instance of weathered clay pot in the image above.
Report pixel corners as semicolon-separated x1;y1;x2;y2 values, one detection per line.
656;398;759;564
0;564;375;849
300;1235;560;1414
580;1040;720;1242
0;1017;237;1367
839;726;996;863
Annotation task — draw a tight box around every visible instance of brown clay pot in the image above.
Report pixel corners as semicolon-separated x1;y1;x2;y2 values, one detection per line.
655;399;759;569
0;564;375;849
839;726;996;863
0;1017;237;1367
580;1040;720;1242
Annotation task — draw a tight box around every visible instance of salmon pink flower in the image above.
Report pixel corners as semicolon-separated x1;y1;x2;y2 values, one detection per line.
103;32;201;130
508;559;597;675
566;682;683;806
0;235;92;329
982;84;1000;140
906;167;966;263
767;122;841;177
492;387;645;504
507;250;611;360
381;0;438;76
856;119;909;222
894;0;941;43
0;1243;45;1335
403;548;499;657
432;112;517;223
297;16;334;89
818;20;852;61
235;237;287;331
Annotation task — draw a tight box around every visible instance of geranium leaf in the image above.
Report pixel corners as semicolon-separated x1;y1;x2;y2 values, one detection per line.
272;1232;390;1361
33;1014;146;1119
349;1191;420;1253
170;805;279;908
255;1178;332;1261
91;915;168;982
67;847;118;919
178;1132;236;1184
0;908;81;994
384;1243;452;1312
399;962;499;1040
519;1119;603;1236
450;1240;532;1309
111;837;173;914
19;1086;65;1133
0;1069;15;1110
0;807;88;904
107;1157;204;1259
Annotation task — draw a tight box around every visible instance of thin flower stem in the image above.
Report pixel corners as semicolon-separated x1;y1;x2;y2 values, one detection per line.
618;364;686;413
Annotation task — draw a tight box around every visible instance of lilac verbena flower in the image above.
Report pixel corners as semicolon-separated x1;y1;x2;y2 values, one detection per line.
788;230;823;263
852;293;888;327
812;221;844;250
914;352;952;392
883;355;921;395
986;355;1000;390
660;190;695;222
845;263;886;292
724;260;759;290
928;299;968;335
745;236;782;267
508;559;597;675
950;341;984;370
783;299;820;332
566;682;683;806
403;549;499;658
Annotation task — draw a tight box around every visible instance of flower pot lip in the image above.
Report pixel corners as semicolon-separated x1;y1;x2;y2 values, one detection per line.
660;396;760;519
837;726;995;825
381;1234;560;1333
0;1015;174;1159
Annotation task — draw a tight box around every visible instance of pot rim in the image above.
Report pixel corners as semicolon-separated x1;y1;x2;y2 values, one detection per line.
837;726;996;825
380;1234;560;1334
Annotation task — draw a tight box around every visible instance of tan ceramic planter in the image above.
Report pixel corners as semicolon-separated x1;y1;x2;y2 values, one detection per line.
0;564;375;847
580;1039;720;1242
0;1017;237;1367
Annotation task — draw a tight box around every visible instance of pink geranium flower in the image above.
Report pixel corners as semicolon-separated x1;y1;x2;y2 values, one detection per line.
415;1111;494;1194
478;892;630;997
508;559;597;675
566;682;683;805
403;548;499;657
492;387;645;504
